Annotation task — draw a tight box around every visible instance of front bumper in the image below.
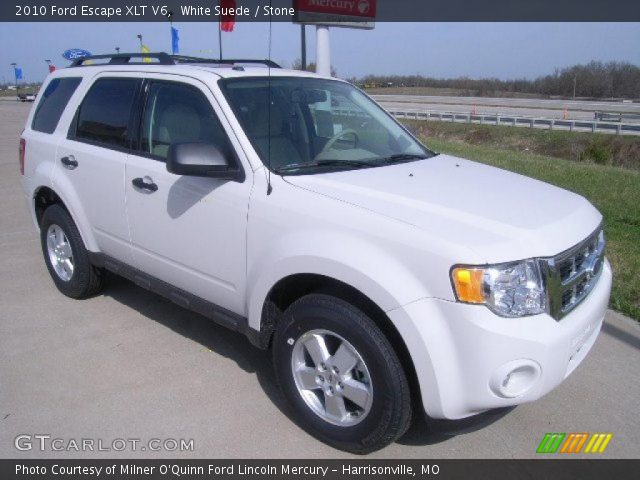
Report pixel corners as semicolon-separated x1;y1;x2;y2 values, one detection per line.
387;258;612;420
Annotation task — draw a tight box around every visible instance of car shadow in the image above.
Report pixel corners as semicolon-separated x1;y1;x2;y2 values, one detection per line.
100;273;512;450
397;407;515;447
101;273;290;408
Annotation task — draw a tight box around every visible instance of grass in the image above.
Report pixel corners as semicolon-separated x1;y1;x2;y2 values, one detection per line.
404;120;640;170
411;125;640;320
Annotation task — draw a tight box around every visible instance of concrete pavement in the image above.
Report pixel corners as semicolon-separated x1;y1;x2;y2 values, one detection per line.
372;94;640;121
1;102;639;459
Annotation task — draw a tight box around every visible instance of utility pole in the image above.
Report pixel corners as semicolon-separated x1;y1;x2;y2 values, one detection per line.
300;25;307;71
572;74;577;100
218;22;223;61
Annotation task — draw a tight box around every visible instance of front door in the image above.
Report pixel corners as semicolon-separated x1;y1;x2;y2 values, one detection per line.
125;76;251;314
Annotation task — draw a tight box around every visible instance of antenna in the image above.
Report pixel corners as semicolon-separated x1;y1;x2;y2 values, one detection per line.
266;0;273;195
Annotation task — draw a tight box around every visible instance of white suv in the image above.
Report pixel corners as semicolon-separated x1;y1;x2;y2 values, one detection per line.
20;53;611;453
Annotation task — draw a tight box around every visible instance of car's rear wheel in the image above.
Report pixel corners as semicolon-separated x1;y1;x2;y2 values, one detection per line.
40;204;104;299
273;293;411;454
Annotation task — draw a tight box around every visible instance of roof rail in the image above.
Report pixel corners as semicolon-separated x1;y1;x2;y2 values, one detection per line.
70;52;174;67
69;52;281;69
172;56;281;68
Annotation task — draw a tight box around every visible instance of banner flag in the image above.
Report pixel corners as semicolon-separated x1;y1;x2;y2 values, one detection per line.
14;66;23;80
171;26;180;54
141;44;151;62
220;0;236;32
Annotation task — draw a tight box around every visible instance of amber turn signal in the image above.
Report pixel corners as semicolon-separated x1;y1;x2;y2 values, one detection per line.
451;267;486;304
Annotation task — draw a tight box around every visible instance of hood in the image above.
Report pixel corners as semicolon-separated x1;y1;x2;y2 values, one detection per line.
283;154;602;263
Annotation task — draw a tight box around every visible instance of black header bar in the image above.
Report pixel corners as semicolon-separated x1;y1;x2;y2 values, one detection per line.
4;0;640;22
2;459;639;480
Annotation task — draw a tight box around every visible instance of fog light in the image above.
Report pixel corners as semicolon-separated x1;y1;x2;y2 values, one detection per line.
489;360;541;398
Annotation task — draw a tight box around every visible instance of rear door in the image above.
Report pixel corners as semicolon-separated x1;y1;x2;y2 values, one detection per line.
54;75;141;262
125;75;251;314
23;75;83;180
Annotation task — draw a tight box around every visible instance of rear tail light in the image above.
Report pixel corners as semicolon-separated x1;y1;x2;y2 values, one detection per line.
19;138;25;175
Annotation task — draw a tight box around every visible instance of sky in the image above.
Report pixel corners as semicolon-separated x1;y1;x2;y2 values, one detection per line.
1;22;639;83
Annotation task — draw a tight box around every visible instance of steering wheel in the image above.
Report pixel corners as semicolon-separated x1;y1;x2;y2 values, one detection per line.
320;129;359;155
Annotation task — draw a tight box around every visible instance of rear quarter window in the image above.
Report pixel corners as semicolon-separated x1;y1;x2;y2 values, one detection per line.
74;78;139;149
31;77;82;134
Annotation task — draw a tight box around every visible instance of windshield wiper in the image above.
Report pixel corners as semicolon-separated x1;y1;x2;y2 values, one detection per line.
376;153;430;164
275;159;372;173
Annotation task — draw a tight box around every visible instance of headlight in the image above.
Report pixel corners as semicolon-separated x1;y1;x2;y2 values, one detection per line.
451;260;546;317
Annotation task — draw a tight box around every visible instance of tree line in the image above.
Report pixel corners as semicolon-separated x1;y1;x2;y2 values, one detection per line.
351;61;640;99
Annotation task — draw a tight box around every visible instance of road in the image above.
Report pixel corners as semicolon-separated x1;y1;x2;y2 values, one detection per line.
372;94;640;121
1;102;639;458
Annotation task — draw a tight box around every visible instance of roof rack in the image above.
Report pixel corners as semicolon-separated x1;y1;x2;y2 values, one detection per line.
70;52;281;69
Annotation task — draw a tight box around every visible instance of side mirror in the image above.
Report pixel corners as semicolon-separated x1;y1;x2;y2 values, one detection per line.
166;142;243;181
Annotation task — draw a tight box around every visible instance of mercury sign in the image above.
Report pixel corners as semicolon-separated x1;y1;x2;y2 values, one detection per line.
293;0;376;29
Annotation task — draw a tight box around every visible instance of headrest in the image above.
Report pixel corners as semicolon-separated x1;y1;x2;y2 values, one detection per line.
157;104;201;143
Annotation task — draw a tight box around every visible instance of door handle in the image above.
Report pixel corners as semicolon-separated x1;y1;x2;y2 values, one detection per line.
132;177;158;192
60;155;78;170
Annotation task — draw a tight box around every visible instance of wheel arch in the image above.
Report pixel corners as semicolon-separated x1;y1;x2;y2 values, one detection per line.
32;184;99;252
260;272;423;414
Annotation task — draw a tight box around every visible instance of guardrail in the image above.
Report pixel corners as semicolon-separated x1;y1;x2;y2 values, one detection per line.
384;109;640;135
594;111;640;122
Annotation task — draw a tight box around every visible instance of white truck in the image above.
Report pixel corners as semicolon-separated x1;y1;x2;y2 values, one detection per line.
20;53;611;453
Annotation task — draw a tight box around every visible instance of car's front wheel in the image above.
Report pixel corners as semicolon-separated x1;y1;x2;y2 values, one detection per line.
273;293;411;453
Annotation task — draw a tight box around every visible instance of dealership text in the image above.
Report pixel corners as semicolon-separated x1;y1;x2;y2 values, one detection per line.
16;463;438;477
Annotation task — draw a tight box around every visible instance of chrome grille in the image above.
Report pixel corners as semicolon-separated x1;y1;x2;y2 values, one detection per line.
540;227;605;320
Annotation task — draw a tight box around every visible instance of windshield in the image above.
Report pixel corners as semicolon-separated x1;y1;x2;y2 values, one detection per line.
219;77;434;174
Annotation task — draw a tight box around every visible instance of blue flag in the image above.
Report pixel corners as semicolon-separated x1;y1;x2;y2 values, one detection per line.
14;67;23;81
171;26;179;54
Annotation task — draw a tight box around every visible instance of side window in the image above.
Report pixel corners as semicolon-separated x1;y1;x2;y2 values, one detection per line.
141;82;232;160
31;77;82;134
74;78;139;149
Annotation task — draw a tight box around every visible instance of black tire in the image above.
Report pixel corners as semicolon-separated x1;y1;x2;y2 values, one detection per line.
40;204;104;299
273;293;411;454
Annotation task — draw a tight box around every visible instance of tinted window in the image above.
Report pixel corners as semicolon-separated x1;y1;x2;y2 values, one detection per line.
141;82;232;160
75;78;138;148
32;77;82;134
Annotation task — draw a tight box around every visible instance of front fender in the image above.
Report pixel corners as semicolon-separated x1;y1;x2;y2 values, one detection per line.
246;230;430;331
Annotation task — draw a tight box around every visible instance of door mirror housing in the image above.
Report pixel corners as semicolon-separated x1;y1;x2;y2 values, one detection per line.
166;142;243;181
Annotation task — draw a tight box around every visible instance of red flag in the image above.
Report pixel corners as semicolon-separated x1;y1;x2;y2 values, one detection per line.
48;64;56;73
220;0;236;32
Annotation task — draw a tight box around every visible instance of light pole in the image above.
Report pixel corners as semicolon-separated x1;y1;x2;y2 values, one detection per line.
136;34;143;53
10;62;19;99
